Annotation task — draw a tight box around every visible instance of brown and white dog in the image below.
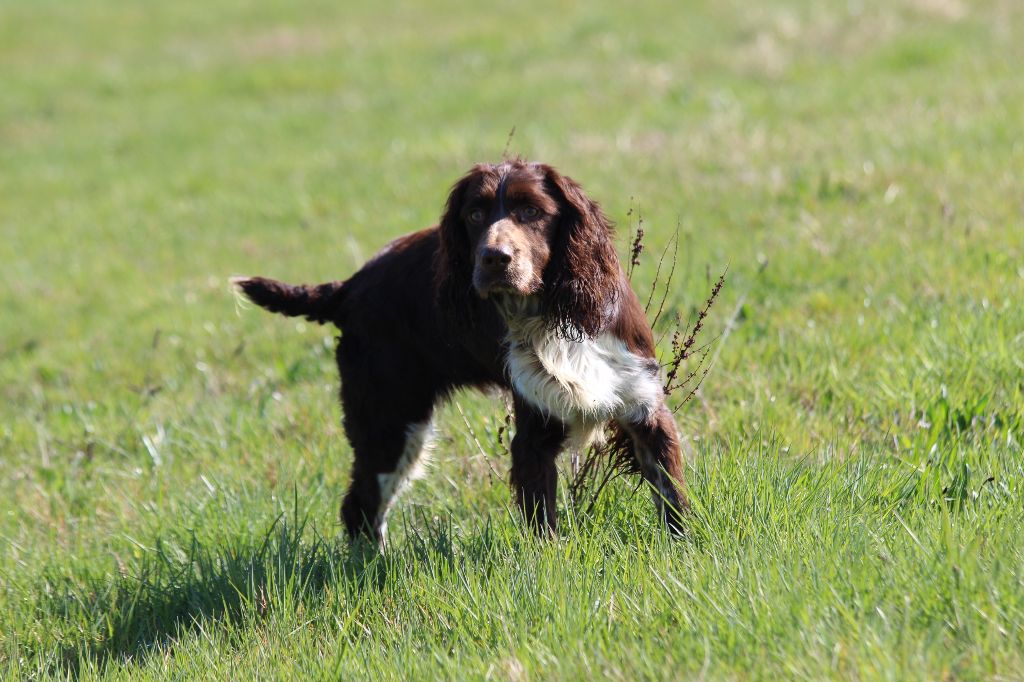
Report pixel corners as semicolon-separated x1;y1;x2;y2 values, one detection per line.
235;159;688;544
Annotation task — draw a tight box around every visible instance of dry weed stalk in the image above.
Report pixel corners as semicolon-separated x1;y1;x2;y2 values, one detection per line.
485;207;726;516
567;214;726;515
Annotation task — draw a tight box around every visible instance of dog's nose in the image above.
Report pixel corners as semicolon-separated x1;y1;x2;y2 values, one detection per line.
480;245;513;271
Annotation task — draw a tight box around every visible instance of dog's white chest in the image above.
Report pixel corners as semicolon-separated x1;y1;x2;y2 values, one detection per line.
506;327;661;425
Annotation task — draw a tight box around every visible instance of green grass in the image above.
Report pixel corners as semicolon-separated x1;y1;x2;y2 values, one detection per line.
2;0;1023;678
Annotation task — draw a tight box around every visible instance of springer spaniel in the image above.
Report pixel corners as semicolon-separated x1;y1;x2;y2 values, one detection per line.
235;160;688;543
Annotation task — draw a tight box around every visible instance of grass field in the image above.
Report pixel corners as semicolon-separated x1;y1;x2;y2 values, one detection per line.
2;0;1023;678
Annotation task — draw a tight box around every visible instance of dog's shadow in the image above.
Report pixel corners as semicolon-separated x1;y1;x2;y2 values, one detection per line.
39;516;386;677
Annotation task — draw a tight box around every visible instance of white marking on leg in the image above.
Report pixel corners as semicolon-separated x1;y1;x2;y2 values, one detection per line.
375;419;435;543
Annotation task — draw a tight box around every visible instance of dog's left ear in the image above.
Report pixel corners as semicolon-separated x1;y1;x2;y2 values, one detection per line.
540;165;620;340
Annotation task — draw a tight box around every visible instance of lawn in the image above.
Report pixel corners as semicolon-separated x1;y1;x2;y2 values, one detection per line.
2;0;1023;678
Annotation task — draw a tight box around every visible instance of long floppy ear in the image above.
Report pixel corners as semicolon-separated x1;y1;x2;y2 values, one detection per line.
434;170;479;326
540;165;620;341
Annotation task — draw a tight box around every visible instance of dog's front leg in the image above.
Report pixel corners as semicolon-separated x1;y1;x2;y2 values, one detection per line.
509;397;567;536
623;404;690;534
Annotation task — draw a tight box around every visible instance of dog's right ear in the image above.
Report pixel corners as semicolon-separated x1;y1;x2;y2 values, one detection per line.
434;168;480;326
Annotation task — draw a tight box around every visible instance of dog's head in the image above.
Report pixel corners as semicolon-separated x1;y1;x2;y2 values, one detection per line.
436;160;620;339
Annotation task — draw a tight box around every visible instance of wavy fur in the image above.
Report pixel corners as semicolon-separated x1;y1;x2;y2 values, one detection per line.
539;165;621;341
238;160;688;543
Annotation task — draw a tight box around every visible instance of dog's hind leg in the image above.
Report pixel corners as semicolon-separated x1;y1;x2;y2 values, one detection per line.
373;418;436;541
340;415;435;546
335;333;440;546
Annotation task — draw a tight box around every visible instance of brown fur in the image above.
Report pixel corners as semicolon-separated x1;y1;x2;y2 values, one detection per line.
236;160;688;543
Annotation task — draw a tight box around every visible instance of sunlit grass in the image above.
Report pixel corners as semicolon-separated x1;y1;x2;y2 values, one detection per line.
2;0;1022;678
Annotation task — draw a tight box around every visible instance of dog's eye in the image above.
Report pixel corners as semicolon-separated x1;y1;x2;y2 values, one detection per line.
467;209;486;225
519;205;540;221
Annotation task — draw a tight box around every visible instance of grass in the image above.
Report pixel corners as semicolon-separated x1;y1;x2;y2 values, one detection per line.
2;0;1023;678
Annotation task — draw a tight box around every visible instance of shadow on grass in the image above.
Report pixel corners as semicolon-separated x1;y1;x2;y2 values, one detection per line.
31;495;679;677
36;514;385;677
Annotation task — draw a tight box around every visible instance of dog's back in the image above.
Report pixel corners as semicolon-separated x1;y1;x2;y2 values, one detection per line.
237;227;506;379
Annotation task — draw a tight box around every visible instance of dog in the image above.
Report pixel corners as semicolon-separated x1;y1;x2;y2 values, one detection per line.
234;159;688;544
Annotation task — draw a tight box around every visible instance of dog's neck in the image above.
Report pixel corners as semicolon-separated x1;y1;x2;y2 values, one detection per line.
491;293;592;346
491;294;548;340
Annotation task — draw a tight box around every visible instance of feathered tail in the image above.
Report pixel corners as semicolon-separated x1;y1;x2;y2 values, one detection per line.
232;276;348;326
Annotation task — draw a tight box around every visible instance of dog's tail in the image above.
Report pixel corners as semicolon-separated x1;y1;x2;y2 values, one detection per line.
232;276;348;326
